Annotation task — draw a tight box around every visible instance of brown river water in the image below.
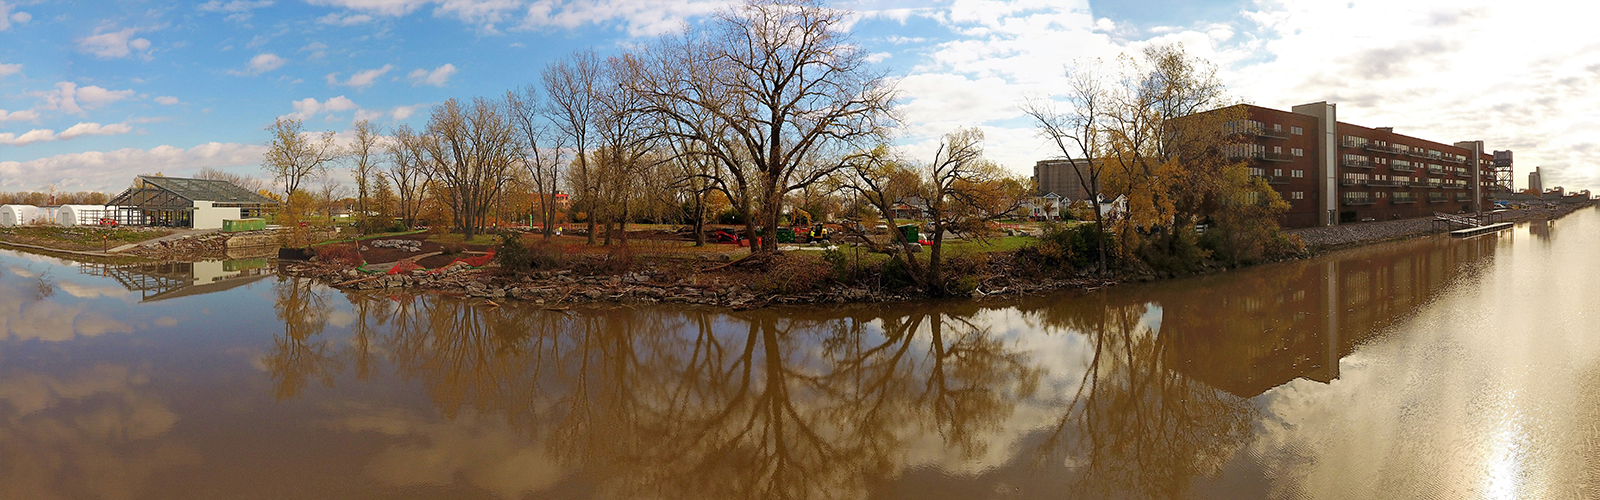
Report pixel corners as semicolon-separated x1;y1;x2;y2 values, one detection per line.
2;208;1598;499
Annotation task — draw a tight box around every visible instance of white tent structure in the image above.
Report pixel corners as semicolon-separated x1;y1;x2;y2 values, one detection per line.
0;205;47;227
56;205;108;226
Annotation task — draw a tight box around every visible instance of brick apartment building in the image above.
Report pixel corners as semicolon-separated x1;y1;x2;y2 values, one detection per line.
1033;159;1095;201
1209;102;1501;228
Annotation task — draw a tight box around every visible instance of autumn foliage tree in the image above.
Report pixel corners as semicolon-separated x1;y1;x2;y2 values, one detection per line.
1091;44;1294;271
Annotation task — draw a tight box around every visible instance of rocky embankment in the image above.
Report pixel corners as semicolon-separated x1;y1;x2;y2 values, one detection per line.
124;230;280;260
1288;203;1595;250
284;260;1107;309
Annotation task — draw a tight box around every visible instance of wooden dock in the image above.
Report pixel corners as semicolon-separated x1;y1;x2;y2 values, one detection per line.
1450;222;1513;237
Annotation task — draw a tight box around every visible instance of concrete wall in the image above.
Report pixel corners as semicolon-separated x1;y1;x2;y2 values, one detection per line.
192;201;241;230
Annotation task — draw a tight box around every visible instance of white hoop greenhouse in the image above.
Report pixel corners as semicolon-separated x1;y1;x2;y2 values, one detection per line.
0;204;47;227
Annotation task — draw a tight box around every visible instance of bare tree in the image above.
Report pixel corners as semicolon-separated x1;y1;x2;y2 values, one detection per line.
506;85;569;239
844;130;1027;294
194;167;267;193
261;117;341;201
383;124;431;229
1023;64;1111;272
634;0;897;252
591;53;662;246
348;119;382;233
420;97;517;240
542;50;604;245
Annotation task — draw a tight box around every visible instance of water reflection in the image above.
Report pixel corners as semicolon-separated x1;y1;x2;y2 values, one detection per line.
266;293;1045;498
0;210;1569;499
78;258;274;302
247;229;1512;499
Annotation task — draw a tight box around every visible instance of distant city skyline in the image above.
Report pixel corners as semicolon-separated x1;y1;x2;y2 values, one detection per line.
0;0;1591;194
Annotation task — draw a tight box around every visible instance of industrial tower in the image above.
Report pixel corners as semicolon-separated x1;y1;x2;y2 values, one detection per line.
1494;150;1514;192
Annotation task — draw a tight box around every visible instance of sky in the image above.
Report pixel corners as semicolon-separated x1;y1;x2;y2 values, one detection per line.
0;0;1595;194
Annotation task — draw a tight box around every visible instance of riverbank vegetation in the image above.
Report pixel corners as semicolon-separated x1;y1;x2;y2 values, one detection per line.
249;0;1308;303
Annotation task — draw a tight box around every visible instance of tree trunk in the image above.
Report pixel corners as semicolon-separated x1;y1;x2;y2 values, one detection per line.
928;221;945;295
692;193;707;246
586;198;597;245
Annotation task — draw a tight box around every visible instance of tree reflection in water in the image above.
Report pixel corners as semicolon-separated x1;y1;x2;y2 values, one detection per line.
265;285;1043;499
267;276;341;400
1023;294;1256;500
267;244;1487;500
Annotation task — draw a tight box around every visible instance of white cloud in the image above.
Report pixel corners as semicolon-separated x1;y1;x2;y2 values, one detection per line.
229;53;287;76
300;42;329;60
37;82;136;115
0;122;134;147
303;0;431;17
154;96;181;105
0;142;267;192
390;103;423;120
317;12;374;25
301;0;718;35
326;64;394;89
406;63;456;87
0;109;38;121
198;0;274;12
199;0;276;22
10;11;28;25
1223;0;1600;190
283;95;360;120
519;0;725;36
0;2;13;31
76;86;137;107
76;27;153;60
0;62;19;78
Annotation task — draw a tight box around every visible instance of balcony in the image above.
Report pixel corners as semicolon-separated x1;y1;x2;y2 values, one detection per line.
1231;123;1287;140
1392;197;1418;204
1456;194;1472;201
1362;143;1398;154
1342;159;1374;169
1391;163;1415;172
1340;178;1367;187
1343;198;1376;205
1427;167;1444;175
1265;176;1290;185
1427;195;1447;203
1258;152;1295;162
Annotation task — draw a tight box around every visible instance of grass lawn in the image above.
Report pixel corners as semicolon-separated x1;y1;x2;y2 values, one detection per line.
426;233;501;247
939;235;1037;256
0;226;174;251
308;229;427;247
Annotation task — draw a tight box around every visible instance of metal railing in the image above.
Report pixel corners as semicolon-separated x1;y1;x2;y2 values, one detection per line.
1343;159;1374;168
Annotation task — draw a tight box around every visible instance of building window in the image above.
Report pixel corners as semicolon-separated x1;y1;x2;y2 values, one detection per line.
1291;126;1304;135
1292;169;1305;178
1274;123;1283;132
1273;168;1283;176
1343;135;1369;148
1292;191;1304;200
1274;146;1282;154
1291;148;1304;157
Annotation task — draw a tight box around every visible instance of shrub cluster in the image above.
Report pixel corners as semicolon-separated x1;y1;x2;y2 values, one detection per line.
313;243;363;267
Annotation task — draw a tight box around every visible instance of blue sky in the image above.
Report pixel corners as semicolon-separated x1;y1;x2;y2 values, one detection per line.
1;0;1594;194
